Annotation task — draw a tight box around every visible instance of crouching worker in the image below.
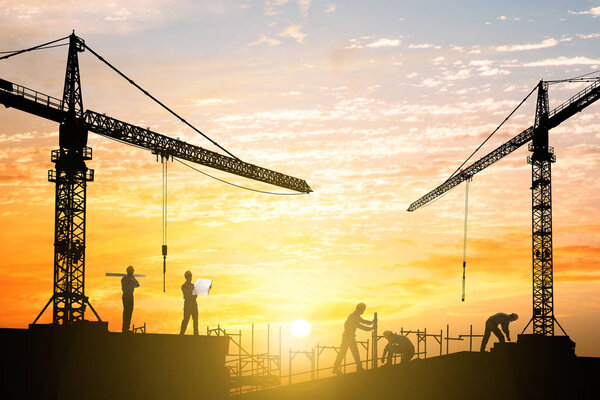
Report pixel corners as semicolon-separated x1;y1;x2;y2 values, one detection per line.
480;312;518;352
382;330;415;365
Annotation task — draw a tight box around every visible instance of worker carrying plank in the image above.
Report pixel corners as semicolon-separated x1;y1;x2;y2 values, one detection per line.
106;268;144;333
382;330;415;365
480;312;518;352
332;302;374;375
121;265;140;333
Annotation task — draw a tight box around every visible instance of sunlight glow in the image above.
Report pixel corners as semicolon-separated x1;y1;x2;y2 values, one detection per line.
290;319;311;337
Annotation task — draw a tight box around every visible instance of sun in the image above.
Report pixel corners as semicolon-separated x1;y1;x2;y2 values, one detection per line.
290;319;311;337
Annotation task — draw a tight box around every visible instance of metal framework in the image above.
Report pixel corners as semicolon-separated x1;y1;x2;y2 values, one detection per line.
529;82;555;335
0;33;311;325
408;78;600;336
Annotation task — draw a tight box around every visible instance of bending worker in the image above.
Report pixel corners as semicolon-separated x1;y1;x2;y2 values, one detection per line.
480;312;518;352
382;330;415;366
332;303;374;375
179;270;199;335
121;265;140;333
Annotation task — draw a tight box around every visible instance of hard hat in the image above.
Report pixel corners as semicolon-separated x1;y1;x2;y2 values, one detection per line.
184;270;192;278
510;313;518;320
126;265;134;274
382;330;393;338
356;302;366;311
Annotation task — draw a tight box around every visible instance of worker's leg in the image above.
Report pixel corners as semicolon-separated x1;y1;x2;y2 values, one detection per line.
384;344;392;365
122;294;133;332
180;305;191;335
333;335;350;372
349;337;363;371
192;304;199;336
480;321;493;352
491;326;505;343
402;348;415;364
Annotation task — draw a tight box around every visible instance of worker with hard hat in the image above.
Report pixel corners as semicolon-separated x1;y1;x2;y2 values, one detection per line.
121;265;140;333
480;312;518;352
332;302;374;375
179;270;199;335
381;330;415;366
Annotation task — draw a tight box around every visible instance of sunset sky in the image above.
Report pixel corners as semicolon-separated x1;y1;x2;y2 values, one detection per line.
1;0;600;363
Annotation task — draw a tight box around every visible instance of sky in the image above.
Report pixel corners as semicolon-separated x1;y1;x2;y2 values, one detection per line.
1;0;600;365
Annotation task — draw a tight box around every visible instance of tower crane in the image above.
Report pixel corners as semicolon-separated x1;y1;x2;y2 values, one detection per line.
0;33;312;326
407;77;600;336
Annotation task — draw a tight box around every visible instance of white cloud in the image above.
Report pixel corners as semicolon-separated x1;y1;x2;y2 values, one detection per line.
279;24;306;43
520;56;600;67
325;4;336;13
443;68;471;80
194;98;235;106
265;0;290;16
577;33;600;39
418;78;442;87
470;59;493;66
497;15;507;21
495;38;558;52
104;8;131;22
366;38;401;48
248;35;282;46
477;67;510;76
469;46;482;54
298;0;311;16
568;7;600;17
409;43;441;49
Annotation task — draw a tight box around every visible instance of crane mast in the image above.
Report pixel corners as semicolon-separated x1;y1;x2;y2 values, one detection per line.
47;34;96;324
0;33;311;325
529;82;555;335
408;78;600;336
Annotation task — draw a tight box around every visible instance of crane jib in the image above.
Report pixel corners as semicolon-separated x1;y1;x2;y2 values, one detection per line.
407;79;600;211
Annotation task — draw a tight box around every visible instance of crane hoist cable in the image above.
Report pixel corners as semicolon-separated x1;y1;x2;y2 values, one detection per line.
462;177;470;302
162;156;169;293
82;43;239;160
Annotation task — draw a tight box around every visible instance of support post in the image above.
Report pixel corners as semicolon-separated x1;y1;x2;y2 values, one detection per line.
372;312;378;368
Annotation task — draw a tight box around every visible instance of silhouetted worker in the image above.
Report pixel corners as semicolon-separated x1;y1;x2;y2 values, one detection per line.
332;303;374;375
382;330;415;365
179;270;199;335
121;265;140;333
480;312;518;352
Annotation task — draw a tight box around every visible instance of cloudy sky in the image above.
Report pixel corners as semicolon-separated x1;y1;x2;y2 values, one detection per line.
1;0;600;361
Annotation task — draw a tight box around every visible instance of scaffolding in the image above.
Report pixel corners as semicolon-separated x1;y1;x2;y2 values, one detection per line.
213;321;487;395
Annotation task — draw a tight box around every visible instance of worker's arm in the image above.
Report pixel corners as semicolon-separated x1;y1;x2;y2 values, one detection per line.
382;344;389;359
359;316;374;325
501;321;511;341
132;277;140;288
182;284;194;300
358;324;373;331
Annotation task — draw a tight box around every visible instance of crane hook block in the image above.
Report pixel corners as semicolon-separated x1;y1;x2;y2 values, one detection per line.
162;245;168;256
